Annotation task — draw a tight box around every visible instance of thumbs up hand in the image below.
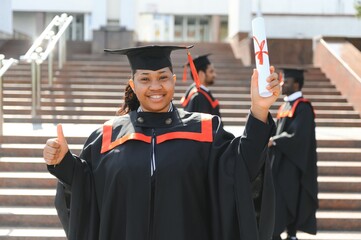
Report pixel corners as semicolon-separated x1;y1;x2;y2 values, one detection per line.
43;124;69;165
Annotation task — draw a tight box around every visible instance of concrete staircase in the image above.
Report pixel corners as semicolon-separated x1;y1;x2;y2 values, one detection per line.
1;42;361;239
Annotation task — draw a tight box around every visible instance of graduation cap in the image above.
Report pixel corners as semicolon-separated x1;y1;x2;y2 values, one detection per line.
104;45;193;71
282;68;304;80
190;54;212;70
182;54;212;87
281;68;305;88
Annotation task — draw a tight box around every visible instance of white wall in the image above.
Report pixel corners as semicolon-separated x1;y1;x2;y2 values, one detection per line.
258;0;357;15
264;15;361;38
228;0;252;37
12;12;38;39
120;0;137;30
138;0;229;15
107;0;121;23
9;0;361;41
0;0;13;35
12;0;92;12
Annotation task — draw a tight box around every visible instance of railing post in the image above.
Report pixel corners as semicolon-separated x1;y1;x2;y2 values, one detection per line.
0;54;4;136
48;51;53;86
58;34;64;69
58;13;68;69
20;13;73;118
47;31;55;86
31;59;37;117
36;61;41;111
31;49;42;117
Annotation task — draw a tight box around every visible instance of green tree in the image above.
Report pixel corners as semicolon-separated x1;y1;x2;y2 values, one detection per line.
356;0;361;18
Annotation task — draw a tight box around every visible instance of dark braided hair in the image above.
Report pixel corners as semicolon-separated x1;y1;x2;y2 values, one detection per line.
117;83;140;116
117;71;140;116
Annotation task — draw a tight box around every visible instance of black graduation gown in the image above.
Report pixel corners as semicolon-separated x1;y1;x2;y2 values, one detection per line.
48;108;275;240
270;97;318;235
181;83;221;117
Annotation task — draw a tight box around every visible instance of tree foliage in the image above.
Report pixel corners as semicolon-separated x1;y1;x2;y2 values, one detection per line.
356;0;361;18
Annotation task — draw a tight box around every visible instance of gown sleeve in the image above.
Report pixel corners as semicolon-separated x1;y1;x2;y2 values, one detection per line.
47;129;103;240
208;113;276;240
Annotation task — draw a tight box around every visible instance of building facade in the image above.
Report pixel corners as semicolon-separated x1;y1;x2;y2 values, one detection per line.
1;0;360;42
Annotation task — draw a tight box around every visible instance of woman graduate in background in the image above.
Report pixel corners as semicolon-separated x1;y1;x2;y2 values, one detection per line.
43;45;281;240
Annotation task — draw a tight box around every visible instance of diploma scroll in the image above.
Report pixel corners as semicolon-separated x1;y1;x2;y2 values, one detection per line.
252;17;272;97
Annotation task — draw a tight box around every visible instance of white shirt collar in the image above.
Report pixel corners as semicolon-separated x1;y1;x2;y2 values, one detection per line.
200;84;210;92
284;91;302;102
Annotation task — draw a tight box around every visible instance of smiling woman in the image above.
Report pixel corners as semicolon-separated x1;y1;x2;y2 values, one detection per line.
107;45;188;115
44;44;282;240
129;68;176;113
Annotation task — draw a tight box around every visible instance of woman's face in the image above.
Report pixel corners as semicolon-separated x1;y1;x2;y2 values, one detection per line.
129;67;176;112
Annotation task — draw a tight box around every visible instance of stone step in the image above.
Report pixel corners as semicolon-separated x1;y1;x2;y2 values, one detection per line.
317;140;361;148
17;230;361;240
0;144;82;158
222;117;361;127
317;148;361;161
318;176;361;192
0;189;55;207
318;161;361;176
0;158;48;172
0;207;61;228
0;172;57;188
316;210;361;231
319;193;361;211
286;231;361;240
0;136;86;144
0;227;65;240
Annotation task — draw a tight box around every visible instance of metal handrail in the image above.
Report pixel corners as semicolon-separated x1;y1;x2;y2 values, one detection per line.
20;13;73;117
0;54;19;136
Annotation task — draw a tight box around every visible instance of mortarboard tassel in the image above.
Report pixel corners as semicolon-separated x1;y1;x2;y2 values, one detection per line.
187;52;201;89
182;64;188;82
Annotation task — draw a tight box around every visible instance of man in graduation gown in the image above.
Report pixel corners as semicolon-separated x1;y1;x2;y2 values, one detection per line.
269;69;318;240
44;45;282;240
180;54;221;116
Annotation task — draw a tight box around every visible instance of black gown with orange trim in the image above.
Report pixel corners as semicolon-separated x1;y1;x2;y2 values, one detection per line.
181;83;221;117
48;107;275;240
270;97;318;236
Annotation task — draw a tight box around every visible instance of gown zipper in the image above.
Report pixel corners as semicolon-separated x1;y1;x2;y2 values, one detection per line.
149;129;156;240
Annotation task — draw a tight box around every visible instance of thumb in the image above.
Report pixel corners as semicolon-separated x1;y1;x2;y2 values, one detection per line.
57;124;67;145
251;69;259;93
56;124;69;161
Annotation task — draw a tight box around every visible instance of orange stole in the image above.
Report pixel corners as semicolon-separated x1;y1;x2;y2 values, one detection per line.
180;88;219;109
101;115;213;154
277;98;313;119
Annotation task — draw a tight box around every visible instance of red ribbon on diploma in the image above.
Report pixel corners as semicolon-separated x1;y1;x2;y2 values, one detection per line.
253;36;268;65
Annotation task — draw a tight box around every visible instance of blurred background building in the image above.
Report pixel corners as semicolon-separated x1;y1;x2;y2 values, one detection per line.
1;0;360;42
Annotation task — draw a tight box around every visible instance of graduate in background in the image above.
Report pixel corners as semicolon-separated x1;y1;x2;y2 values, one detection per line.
269;69;318;240
43;45;282;240
180;54;221;117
